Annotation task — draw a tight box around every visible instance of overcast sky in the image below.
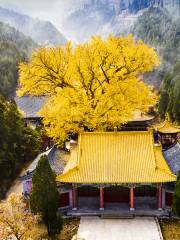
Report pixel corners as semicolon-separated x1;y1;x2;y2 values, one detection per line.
0;0;81;29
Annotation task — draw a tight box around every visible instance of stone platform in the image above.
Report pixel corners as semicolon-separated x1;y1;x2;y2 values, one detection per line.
67;209;169;218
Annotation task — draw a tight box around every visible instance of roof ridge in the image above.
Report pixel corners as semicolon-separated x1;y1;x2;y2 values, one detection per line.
76;134;81;168
153;145;176;177
80;131;149;135
156;167;177;178
149;130;157;170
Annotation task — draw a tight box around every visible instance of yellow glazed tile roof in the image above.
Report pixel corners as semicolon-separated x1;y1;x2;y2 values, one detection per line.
154;121;180;134
57;131;176;184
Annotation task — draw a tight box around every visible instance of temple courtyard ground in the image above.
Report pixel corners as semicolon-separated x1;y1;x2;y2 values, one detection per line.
76;216;163;240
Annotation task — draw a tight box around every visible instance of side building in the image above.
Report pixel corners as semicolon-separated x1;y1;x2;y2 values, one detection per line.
15;96;52;150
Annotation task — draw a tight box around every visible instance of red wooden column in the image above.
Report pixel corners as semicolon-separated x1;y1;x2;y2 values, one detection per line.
99;186;104;210
130;187;135;211
72;185;77;210
158;184;162;210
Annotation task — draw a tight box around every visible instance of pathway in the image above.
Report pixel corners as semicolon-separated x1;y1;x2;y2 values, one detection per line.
76;216;163;240
6;149;52;198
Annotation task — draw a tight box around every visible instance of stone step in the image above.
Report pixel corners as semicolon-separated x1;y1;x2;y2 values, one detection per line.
101;214;134;219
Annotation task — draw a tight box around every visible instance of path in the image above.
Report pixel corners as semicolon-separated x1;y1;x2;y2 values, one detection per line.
76;216;163;240
6;149;52;198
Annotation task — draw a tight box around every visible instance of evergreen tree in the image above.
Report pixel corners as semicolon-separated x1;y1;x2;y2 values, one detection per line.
158;90;169;118
159;61;180;122
30;155;62;239
172;81;180;122
0;96;40;198
172;173;180;217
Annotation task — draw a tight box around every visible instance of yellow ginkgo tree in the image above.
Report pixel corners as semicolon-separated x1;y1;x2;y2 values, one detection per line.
18;35;160;144
0;193;46;240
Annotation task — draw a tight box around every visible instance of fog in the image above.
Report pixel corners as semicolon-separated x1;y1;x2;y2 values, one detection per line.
0;0;84;26
0;0;179;43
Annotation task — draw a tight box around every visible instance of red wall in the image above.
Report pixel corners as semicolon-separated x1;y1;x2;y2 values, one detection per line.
59;192;70;208
166;192;173;207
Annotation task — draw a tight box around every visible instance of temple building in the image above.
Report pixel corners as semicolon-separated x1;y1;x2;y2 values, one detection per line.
154;121;180;149
20;121;180;215
15;96;52;150
17;95;179;215
15;96;46;128
56;129;177;215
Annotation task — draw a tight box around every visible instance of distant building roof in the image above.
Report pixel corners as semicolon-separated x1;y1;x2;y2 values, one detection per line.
130;110;154;122
20;147;67;181
15;96;47;118
163;143;180;174
154;121;180;134
57;131;176;184
20;148;52;180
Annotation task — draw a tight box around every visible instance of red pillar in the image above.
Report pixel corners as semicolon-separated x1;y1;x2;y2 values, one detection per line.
158;185;162;210
99;186;104;210
130;187;135;210
72;185;77;210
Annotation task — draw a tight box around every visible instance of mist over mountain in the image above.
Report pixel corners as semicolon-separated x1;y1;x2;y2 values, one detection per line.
0;6;67;46
60;0;148;42
0;0;179;93
60;0;180;42
0;21;37;98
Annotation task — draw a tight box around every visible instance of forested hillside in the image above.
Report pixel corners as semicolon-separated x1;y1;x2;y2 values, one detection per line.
0;22;37;99
133;6;180;122
134;7;180;64
159;62;180;122
0;7;67;46
133;6;180;88
0;97;40;199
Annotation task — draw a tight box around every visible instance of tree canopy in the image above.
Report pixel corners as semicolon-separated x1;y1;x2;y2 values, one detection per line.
0;193;46;240
18;35;159;144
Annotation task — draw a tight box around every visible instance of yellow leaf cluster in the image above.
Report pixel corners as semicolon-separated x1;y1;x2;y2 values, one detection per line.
17;35;160;144
0;193;46;240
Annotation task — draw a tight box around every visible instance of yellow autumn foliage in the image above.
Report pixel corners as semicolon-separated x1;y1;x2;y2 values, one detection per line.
17;35;160;144
0;193;46;240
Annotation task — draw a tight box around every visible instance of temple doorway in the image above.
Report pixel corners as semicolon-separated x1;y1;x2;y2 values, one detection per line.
104;186;129;210
134;185;157;210
77;185;99;210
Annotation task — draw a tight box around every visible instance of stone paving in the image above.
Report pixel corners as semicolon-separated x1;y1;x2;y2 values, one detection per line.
77;216;163;240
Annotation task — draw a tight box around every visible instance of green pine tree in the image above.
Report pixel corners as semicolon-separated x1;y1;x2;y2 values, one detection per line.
30;155;62;239
158;90;169;118
172;173;180;217
0;97;40;198
172;81;180;122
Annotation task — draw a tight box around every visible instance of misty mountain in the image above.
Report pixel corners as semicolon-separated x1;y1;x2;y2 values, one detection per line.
0;6;67;46
0;21;37;55
0;21;37;98
60;0;179;42
61;0;148;42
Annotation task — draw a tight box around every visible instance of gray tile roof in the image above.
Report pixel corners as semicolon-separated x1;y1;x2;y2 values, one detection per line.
163;143;180;175
15;96;46;118
20;147;67;181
